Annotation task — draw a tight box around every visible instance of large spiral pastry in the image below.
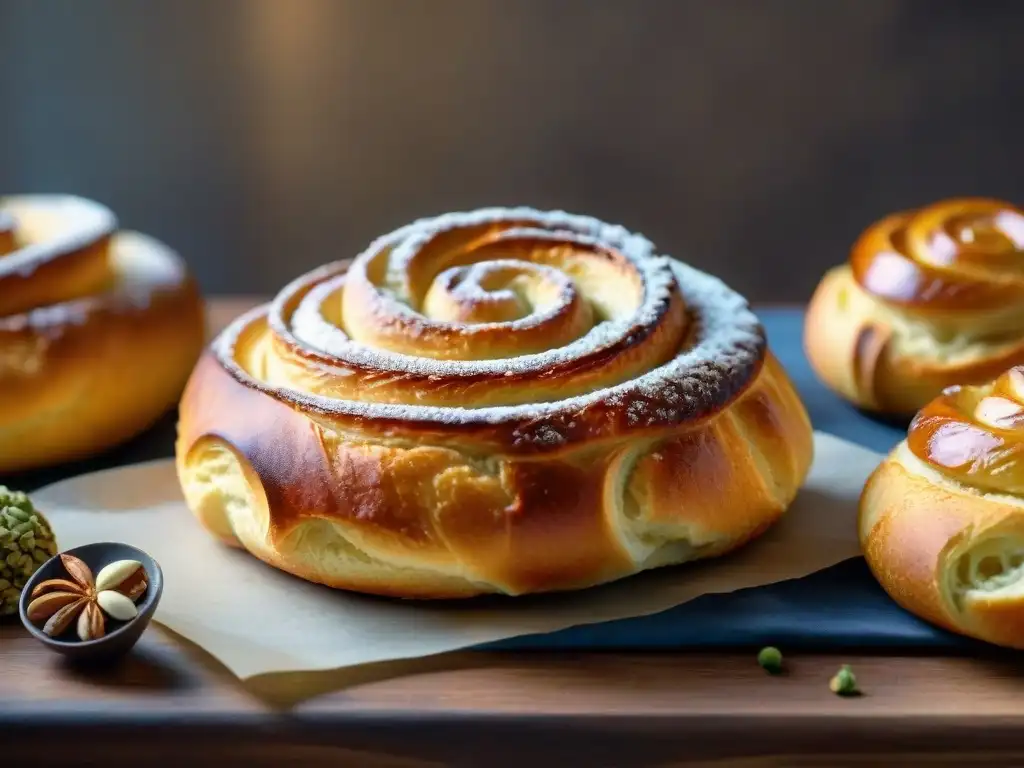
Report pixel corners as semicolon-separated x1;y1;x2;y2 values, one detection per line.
176;208;813;598
805;197;1024;416
861;365;1024;649
0;195;204;472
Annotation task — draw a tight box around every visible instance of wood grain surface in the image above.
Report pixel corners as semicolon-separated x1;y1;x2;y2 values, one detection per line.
4;298;1024;767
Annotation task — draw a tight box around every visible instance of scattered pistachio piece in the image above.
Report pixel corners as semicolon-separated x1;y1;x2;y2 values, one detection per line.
757;646;783;674
829;664;859;696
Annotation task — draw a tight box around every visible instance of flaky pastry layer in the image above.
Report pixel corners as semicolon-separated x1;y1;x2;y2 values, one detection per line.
0;195;205;472
176;208;813;598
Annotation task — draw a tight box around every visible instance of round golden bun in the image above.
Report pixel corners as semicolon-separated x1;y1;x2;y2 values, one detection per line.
176;208;813;599
0;195;205;472
860;365;1024;649
805;197;1024;417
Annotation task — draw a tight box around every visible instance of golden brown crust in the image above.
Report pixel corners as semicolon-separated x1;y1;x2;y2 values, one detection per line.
176;208;813;598
860;366;1024;649
805;198;1024;417
0;195;205;472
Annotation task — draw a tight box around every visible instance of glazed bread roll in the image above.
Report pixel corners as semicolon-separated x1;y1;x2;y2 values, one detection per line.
861;366;1024;648
176;208;813;598
0;195;204;472
805;197;1024;417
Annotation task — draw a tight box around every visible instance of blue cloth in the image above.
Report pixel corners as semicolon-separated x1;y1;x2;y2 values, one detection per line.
487;308;972;652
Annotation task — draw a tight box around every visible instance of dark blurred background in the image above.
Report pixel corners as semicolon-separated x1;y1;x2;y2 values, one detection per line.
2;0;1022;302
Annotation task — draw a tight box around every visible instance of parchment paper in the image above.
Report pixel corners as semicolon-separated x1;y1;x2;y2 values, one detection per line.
32;431;881;681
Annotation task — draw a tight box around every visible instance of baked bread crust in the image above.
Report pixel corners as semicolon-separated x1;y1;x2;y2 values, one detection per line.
176;208;813;598
860;366;1024;648
805;198;1024;417
0;195;205;472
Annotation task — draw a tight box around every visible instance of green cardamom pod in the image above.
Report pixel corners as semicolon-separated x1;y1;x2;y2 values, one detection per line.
3;507;30;524
0;588;19;616
0;487;57;617
0;486;31;511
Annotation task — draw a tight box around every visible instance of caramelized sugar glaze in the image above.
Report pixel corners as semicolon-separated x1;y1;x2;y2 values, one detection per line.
831;199;1024;649
805;197;1024;415
851;198;1024;312
178;208;813;597
909;367;1024;494
861;363;1024;650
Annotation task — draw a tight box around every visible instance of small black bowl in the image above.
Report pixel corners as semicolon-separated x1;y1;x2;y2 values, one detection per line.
18;541;163;663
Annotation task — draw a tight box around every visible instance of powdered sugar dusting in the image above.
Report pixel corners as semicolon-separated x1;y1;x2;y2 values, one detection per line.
281;211;678;376
0;197;192;331
0;195;116;279
215;207;764;447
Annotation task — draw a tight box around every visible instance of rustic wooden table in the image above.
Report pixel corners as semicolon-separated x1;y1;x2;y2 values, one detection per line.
4;299;1024;767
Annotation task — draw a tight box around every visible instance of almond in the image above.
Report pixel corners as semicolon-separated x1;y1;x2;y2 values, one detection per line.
77;601;106;641
96;590;138;621
26;590;84;622
30;578;85;599
95;560;143;593
118;573;148;602
59;553;95;593
42;597;87;637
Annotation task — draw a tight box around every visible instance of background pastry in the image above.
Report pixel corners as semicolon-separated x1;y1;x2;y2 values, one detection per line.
176;208;814;599
0;195;205;473
861;365;1024;649
805;197;1024;417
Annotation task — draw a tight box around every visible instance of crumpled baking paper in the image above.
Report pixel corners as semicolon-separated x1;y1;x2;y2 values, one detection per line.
33;431;880;681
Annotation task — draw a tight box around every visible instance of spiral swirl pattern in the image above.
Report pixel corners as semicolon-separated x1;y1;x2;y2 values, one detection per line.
860;364;1024;650
0;196;116;322
851;197;1024;312
804;197;1024;416
0;195;204;473
847;200;1024;646
908;366;1024;495
179;207;812;598
217;208;767;451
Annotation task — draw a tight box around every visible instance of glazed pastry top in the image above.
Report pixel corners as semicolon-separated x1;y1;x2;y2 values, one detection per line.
850;197;1024;313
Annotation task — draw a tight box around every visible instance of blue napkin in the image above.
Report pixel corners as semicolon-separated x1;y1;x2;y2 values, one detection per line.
488;309;971;652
